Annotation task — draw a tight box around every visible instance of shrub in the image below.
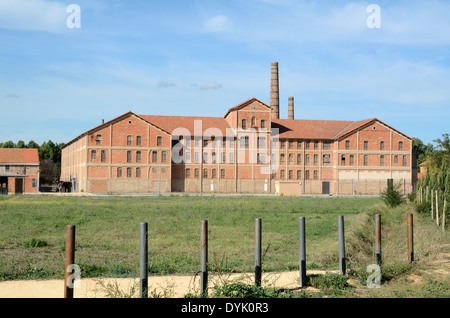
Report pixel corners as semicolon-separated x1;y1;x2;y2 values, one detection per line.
381;182;403;208
22;238;48;248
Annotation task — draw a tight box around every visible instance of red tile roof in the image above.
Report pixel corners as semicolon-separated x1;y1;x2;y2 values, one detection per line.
272;118;354;140
139;115;233;136
0;148;39;164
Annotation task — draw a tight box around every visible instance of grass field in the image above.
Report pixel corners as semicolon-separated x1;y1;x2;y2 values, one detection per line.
0;194;448;298
0;194;380;281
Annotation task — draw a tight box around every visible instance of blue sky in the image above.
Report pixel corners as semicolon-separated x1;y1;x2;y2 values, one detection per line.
0;0;449;145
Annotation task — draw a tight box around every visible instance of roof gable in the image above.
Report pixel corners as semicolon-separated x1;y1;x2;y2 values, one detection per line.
224;98;272;118
0;148;39;164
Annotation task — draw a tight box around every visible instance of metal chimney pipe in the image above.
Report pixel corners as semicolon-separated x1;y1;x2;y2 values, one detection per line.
288;96;294;120
270;62;279;119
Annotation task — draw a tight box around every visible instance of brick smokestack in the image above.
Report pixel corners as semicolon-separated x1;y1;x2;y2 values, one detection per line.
270;62;279;119
288;96;294;120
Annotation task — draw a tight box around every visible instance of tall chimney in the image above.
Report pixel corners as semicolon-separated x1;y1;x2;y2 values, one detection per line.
270;62;279;119
288;97;294;120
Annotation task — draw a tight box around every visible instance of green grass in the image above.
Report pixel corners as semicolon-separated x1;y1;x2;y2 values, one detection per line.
0;195;381;281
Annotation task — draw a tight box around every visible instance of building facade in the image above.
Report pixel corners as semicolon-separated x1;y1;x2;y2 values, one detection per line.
0;148;40;195
61;63;416;195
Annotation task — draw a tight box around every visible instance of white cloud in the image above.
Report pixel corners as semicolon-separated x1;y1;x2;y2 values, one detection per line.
204;15;230;33
0;0;67;32
200;82;223;90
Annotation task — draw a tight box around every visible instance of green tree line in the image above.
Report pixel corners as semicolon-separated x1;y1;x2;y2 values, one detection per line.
413;133;450;231
0;140;65;186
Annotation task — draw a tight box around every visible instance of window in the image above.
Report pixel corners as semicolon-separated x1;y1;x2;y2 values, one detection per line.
212;152;217;164
136;151;141;163
313;170;318;180
203;152;208;163
152;167;157;173
323;141;331;150
136;168;141;178
305;141;310;150
220;169;225;179
394;155;399;163
194;168;199;178
203;169;208;178
403;155;407;166
289;170;293;179
341;155;346;166
280;170;285;179
380;141;385;150
242;119;247;130
289;154;294;165
212;138;217;149
364;155;368;166
127;136;132;146
399;141;404;151
101;150;106;163
32;179;37;187
251;116;256;127
280;154;285;165
195;138;200;148
297;154;302;165
96;134;102;145
380;155;385;166
203;139;208;148
345;140;350;150
157;136;162;147
229;152;234;164
186;151;191;163
152;151;158;163
305;154;310;166
222;139;226;149
117;167;122;178
280;140;285;149
297;170;302;180
161;151;167;163
127;151;132;163
350;155;354;166
195;152;200;164
91;150;96;162
240;136;249;149
257;153;266;164
364;141;368;150
229;138;235;148
127;168;132;178
305;170;310;180
186;168;191;178
212;169;217;179
289;141;294;149
314;141;319;150
136;136;142;146
271;169;277;180
257;137;266;149
297;141;302;149
261;120;266;129
221;152;226;164
314;154;318;166
323;154;331;166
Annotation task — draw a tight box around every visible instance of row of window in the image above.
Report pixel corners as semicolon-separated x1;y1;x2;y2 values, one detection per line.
91;150;168;163
95;134;163;147
241;118;267;130
116;167;167;178
340;154;408;166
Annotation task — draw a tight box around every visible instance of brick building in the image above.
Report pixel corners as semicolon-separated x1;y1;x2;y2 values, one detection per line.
0;148;40;195
61;63;416;195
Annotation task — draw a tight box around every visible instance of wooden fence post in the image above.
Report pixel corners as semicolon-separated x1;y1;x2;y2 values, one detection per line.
375;214;382;265
299;216;307;287
200;220;208;298
407;214;414;263
255;218;262;287
64;225;76;298
338;215;346;275
140;222;148;298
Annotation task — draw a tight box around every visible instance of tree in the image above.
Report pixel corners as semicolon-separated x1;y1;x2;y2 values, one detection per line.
27;140;40;149
413;137;434;165
381;181;403;208
1;140;15;148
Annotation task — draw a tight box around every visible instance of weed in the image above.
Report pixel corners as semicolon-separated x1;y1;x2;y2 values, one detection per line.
22;238;48;248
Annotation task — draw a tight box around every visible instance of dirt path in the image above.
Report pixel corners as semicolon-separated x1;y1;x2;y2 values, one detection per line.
0;270;331;298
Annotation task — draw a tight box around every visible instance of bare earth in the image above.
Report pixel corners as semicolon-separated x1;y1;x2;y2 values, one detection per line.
0;270;330;298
